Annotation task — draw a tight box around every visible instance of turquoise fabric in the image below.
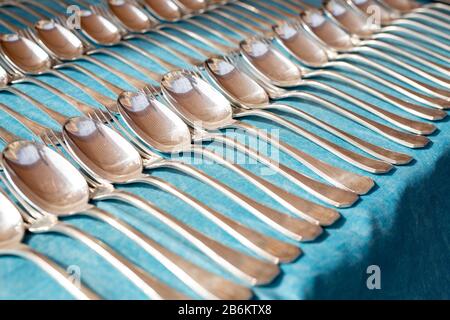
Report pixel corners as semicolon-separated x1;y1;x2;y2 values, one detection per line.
0;0;449;299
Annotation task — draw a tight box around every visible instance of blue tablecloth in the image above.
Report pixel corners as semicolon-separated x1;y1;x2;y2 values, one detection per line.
0;0;449;299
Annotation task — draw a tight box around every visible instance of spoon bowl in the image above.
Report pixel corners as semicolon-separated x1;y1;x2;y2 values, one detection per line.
1;141;90;215
351;0;399;24
0;190;25;248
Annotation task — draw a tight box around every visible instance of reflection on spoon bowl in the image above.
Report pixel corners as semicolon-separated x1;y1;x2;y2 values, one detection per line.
1;140;90;215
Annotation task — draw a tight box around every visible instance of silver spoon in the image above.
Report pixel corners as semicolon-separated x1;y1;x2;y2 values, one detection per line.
115;90;324;239
0;102;280;286
238;37;431;149
0;104;260;298
283;0;449;70
380;0;450;17
0;20;120;112
116;89;339;226
273;0;450;41
159;69;365;201
0;184;100;300
204;55;409;168
0;5;162;88
239;36;440;135
0;131;187;300
298;8;450;99
233;1;450;104
0;13;322;243
320;0;450;79
272;19;449;116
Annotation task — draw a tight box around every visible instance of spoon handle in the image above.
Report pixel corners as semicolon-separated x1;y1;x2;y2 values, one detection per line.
159;25;237;53
234;108;393;173
185;19;241;46
83;207;252;300
147;159;322;243
17;77;101;116
212;7;271;34
306;69;447;121
338;54;450;101
304;79;438;135
329;60;450;109
49;70;119;112
364;38;450;76
202;130;360;206
264;103;413;165
190;146;340;226
48;221;186;300
81;55;152;89
133;174;301;261
393;15;450;39
195;12;254;39
98;189;280;285
119;41;180;71
284;91;430;149
59;63;125;96
0;243;100;300
381;25;450;52
354;46;450;89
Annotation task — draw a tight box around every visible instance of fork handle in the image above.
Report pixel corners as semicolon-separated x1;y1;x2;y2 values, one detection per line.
225;121;372;197
17;77;99;115
381;25;450;52
48;221;185;299
328;60;450;109
99;189;280;286
147;160;322;243
306;69;447;121
284;91;430;149
0;243;100;300
362;38;450;76
83;207;252;300
189;146;340;226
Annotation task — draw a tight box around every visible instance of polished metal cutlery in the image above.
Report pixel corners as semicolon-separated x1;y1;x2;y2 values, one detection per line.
0;128;189;300
0;184;100;300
